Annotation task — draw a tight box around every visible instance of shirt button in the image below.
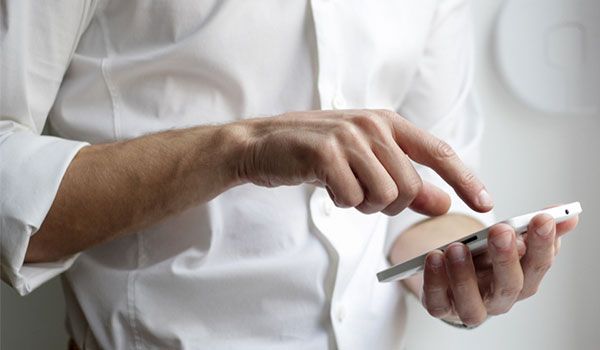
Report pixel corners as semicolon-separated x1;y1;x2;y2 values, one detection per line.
322;199;334;216
332;93;346;110
335;304;346;323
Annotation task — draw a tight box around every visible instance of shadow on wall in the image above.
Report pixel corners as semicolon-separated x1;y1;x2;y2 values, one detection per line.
1;278;69;349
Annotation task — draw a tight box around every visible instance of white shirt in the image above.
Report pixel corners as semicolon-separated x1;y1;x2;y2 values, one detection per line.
0;1;493;349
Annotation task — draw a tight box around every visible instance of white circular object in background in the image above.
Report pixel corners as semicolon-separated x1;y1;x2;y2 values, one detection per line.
495;0;600;115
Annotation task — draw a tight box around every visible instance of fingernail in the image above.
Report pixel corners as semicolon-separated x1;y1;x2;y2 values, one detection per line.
428;253;443;269
477;189;494;208
536;217;554;237
447;244;466;263
492;230;513;250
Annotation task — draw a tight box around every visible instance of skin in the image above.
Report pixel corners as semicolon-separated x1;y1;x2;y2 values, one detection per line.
26;109;492;262
25;108;580;327
393;212;579;327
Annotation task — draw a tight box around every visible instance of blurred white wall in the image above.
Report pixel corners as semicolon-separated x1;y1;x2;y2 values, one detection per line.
1;1;599;349
404;1;600;349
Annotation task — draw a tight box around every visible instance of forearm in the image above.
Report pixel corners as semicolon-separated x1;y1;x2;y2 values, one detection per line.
25;107;491;264
389;214;485;297
26;124;246;263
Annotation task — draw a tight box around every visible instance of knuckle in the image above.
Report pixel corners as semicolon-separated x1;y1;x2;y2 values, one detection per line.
434;139;456;160
339;192;364;208
317;137;340;162
458;170;478;190
375;185;398;206
351;113;390;137
406;176;423;198
519;287;538;300
350;113;377;128
381;206;399;216
375;109;399;121
382;200;409;216
452;281;472;295
423;283;446;295
335;120;363;143
532;262;552;275
398;175;423;202
498;285;522;299
356;202;379;215
496;256;516;269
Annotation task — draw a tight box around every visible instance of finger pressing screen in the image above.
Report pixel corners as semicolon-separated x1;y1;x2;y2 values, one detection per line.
391;117;493;213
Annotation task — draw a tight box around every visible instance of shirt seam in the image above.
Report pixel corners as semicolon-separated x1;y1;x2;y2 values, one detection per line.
100;60;121;141
127;233;144;350
98;8;142;350
98;11;121;142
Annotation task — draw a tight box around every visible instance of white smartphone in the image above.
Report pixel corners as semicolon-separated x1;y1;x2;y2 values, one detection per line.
377;202;582;283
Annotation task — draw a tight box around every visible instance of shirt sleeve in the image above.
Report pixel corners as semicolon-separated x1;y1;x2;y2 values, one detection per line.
385;0;495;253
1;0;96;296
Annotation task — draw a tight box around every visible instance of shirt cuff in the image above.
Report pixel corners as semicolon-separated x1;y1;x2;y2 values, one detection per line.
1;130;88;295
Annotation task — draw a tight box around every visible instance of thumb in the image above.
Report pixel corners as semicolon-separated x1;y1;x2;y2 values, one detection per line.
409;181;451;216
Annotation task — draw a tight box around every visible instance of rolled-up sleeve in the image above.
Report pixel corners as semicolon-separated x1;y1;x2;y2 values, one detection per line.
385;0;495;253
1;0;95;295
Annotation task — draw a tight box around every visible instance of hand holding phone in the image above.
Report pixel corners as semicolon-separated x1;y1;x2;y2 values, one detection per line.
377;202;583;283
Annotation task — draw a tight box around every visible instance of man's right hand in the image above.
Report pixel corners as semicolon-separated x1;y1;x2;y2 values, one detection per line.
232;109;494;217
27;109;493;263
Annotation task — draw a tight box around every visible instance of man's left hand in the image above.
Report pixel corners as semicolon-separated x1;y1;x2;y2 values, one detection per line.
421;214;579;327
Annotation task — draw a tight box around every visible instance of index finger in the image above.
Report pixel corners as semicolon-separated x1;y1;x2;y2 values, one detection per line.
390;114;493;213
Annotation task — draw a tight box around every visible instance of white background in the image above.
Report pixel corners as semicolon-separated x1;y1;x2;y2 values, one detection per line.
1;1;599;349
404;1;600;349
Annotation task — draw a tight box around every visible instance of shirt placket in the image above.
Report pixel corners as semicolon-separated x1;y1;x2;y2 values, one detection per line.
309;3;359;346
310;0;348;111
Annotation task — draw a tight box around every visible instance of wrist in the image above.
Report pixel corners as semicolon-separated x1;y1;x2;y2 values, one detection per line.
214;121;255;188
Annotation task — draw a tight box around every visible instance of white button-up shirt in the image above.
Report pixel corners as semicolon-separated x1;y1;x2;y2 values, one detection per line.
1;0;493;349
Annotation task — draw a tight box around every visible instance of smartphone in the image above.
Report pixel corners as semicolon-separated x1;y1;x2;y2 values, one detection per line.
377;202;582;283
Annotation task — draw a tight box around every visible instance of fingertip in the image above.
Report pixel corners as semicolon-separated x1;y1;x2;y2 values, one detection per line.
531;213;554;226
489;223;515;236
530;213;555;238
461;188;493;214
446;243;469;264
426;250;445;271
556;215;578;236
488;227;515;252
475;188;494;212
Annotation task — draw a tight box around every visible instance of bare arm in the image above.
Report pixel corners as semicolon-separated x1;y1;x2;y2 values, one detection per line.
27;109;492;263
26;125;244;263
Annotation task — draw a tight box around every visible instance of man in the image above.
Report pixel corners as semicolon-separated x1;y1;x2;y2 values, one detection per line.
0;1;579;349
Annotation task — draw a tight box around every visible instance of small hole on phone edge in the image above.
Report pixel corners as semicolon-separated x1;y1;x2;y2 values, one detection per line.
565;209;570;215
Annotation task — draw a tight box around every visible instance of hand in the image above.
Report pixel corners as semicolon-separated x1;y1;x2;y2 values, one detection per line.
421;213;579;327
234;109;493;216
